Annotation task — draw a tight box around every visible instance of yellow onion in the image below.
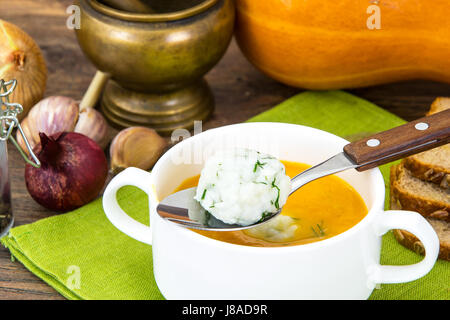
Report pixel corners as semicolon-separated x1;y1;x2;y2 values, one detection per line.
0;20;47;120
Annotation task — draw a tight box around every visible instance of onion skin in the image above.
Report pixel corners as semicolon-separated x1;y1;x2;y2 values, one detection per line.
0;20;47;120
25;132;108;212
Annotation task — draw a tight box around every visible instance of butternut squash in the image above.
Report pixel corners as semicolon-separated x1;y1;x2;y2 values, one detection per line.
235;0;450;89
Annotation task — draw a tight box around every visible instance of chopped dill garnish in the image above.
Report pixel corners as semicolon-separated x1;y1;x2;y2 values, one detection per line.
317;223;324;235
253;181;268;185
311;222;325;237
253;160;267;172
271;178;280;209
259;211;272;222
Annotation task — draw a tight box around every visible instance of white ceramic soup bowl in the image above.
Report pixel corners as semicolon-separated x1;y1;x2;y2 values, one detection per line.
102;122;439;299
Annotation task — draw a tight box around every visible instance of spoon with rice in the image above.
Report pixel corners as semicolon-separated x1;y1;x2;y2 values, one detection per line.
157;109;450;231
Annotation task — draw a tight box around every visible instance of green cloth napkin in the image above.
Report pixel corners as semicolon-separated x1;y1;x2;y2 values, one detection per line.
2;186;163;300
2;90;449;300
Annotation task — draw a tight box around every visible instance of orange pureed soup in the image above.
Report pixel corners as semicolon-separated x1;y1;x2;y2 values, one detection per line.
173;161;368;247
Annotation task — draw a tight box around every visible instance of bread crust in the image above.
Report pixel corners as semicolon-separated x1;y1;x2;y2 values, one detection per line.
427;97;450;116
402;97;450;190
390;164;450;221
403;156;449;190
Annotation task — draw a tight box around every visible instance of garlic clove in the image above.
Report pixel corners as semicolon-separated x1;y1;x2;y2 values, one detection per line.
74;107;109;149
16;116;37;155
110;127;167;174
26;96;79;145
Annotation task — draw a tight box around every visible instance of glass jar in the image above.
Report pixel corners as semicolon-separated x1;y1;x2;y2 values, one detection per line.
0;140;12;237
0;79;40;237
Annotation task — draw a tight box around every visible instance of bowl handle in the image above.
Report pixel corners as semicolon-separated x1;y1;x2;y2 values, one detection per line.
102;167;154;245
367;210;439;286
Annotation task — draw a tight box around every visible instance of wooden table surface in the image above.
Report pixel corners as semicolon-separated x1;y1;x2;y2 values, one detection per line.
1;0;449;300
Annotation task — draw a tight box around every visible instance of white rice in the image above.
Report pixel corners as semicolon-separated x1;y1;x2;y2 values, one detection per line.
244;214;298;242
194;148;291;226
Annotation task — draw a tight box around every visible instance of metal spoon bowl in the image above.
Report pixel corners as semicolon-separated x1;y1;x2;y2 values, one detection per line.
156;187;263;231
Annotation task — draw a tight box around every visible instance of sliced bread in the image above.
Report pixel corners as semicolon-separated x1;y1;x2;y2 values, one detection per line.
391;186;450;261
393;220;450;261
390;164;450;220
427;97;450;116
402;97;450;189
402;145;449;189
390;97;450;259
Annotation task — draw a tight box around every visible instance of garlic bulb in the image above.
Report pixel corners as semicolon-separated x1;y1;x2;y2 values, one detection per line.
17;96;109;153
110;127;167;174
74;107;109;149
0;20;47;120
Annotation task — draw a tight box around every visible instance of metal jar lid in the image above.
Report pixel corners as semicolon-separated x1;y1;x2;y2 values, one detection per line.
0;79;40;168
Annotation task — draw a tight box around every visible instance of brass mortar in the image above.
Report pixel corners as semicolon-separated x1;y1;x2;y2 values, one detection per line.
75;0;235;134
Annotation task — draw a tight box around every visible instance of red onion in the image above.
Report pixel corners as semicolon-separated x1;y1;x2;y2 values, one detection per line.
25;132;108;212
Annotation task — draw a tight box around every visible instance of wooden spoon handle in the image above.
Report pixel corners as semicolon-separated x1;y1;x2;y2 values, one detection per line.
343;109;450;171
